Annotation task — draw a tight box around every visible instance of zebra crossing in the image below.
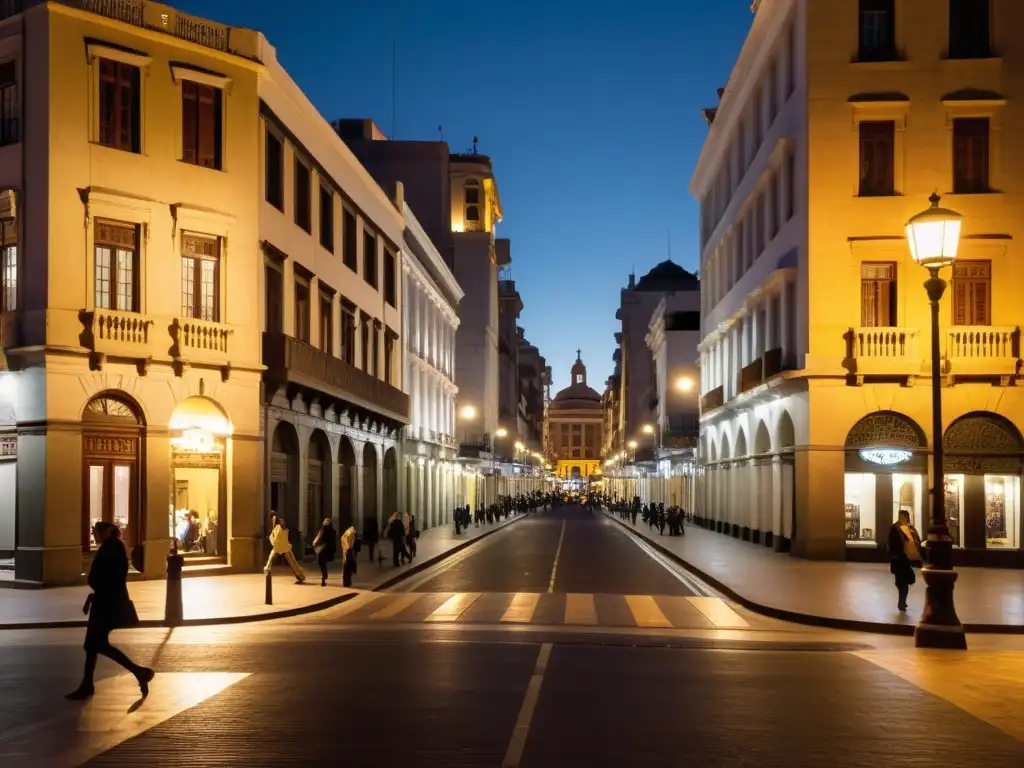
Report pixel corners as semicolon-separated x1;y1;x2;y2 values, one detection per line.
325;590;751;630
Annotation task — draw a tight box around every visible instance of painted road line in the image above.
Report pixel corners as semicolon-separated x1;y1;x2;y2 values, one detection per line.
624;595;673;628
369;592;427;621
563;593;598;625
547;520;567;593
425;592;483;623
1;672;249;768
686;596;750;629
502;642;553;768
327;591;385;618
501;592;542;624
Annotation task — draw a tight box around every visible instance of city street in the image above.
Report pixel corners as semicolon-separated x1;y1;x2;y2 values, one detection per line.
2;505;1024;767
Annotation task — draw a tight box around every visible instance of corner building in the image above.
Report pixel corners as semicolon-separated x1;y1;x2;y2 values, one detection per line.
0;1;264;583
692;0;1024;566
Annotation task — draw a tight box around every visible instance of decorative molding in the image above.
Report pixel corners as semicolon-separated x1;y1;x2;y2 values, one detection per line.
944;415;1023;453
86;42;152;69
844;412;926;449
83;435;138;456
169;63;233;92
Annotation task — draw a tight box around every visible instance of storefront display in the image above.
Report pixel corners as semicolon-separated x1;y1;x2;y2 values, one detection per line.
844;473;876;545
985;475;1020;549
944;475;964;547
891;473;923;532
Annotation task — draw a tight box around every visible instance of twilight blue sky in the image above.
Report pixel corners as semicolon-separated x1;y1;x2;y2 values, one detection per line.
178;0;753;391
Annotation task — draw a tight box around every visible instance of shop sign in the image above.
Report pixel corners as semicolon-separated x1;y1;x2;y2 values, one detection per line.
859;447;912;466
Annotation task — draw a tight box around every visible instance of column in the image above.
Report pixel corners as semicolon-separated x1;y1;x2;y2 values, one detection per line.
765;294;776;353
780;279;791;366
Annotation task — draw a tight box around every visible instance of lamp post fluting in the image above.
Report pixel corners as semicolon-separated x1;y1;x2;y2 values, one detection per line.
905;193;966;650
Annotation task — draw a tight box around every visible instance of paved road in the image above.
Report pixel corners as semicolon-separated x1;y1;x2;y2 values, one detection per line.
2;505;1023;766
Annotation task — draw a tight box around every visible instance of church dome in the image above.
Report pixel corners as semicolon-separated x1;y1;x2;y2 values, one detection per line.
634;260;699;291
550;351;602;411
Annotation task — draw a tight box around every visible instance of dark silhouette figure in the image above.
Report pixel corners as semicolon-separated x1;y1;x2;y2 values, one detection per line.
888;509;923;612
363;517;380;562
66;522;153;701
312;518;337;587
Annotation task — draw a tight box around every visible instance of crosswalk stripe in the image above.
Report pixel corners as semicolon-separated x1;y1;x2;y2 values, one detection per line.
686;596;749;628
329;591;385;618
501;592;541;623
369;592;427;620
425;592;482;622
563;593;598;625
624;594;673;628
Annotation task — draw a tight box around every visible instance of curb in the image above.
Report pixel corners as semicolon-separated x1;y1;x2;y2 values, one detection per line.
368;512;531;592
604;510;1024;636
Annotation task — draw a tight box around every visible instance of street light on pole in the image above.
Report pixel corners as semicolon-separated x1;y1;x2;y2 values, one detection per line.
905;192;966;650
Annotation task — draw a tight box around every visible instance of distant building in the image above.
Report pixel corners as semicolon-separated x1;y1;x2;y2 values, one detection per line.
547;353;603;482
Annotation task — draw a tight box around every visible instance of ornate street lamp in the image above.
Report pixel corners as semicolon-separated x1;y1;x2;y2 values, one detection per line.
905;193;966;650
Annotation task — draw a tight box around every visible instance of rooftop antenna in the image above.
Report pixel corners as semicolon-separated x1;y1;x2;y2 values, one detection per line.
472;136;479;155
438;125;444;142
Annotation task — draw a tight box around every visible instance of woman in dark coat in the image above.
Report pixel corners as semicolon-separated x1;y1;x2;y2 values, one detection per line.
312;518;338;587
363;517;380;563
888;509;923;612
66;522;154;701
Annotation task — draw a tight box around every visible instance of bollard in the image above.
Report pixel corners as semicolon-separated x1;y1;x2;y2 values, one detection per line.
265;568;273;606
165;546;184;626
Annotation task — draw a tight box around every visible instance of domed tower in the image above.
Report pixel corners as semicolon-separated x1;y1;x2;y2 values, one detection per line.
570;349;587;386
547;351;604;486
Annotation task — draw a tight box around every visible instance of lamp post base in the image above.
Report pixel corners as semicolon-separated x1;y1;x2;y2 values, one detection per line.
914;566;967;649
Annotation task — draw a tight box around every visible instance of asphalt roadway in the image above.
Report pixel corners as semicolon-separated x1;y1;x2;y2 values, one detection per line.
2;505;1022;767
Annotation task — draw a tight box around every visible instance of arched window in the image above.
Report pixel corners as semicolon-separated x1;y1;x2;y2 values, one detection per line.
464;180;481;231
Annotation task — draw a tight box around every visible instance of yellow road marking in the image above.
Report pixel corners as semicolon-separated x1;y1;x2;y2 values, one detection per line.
369;592;426;620
564;593;598;625
425;592;482;622
624;595;673;628
501;592;542;623
502;643;553;767
686;597;749;628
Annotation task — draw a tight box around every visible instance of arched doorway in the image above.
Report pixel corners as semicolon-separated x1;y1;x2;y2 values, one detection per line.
82;393;144;564
944;412;1024;552
338;437;356;532
362;443;378;532
270;421;300;549
383;447;398;522
169;395;232;559
843;411;927;553
307;430;331;552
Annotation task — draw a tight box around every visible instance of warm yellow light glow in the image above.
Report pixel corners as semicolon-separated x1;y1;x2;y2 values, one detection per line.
459;405;477;420
906;193;963;269
675;376;695;392
642;423;655;435
514;441;525;452
495;427;508;438
627;440;638;449
169;396;233;436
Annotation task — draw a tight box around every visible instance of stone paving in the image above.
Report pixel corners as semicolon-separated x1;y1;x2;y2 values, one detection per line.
605;510;1024;632
0;513;524;628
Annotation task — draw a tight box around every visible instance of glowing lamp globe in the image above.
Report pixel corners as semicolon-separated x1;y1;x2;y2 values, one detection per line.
905;193;963;270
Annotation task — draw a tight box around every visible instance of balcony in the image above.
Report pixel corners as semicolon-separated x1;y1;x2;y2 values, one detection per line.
701;386;724;412
172;318;232;365
738;357;764;394
263;332;410;424
846;327;922;379
80;309;155;367
946;326;1021;378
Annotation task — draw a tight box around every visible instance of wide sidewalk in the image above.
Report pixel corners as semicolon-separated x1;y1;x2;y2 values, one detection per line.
605;510;1024;634
0;514;524;629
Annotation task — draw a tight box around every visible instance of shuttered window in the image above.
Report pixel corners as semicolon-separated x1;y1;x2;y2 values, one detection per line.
860;262;896;327
952;261;991;326
859;121;895;196
953;118;990;194
182;81;222;169
98;59;140;152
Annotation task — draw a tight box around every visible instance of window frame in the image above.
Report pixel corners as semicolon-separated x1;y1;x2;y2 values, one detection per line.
98;58;141;153
0;60;18;147
342;208;358;272
181;79;223;170
384;248;396;308
860;261;897;328
948;0;991;60
293;156;312;233
363;230;378;289
319;185;334;253
180;233;220;322
951;261;991;327
858;120;896;197
93;220;140;313
294;275;311;343
265;127;284;211
0;217;16;312
340;298;357;365
264;258;284;334
858;0;897;62
953;117;991;195
318;289;334;354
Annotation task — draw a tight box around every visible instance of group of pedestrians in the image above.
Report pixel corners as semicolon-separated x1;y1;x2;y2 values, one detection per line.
607;496;689;537
452;491;561;534
264;513;359;587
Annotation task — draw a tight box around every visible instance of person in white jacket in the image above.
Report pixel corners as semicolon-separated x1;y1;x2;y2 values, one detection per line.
264;513;306;583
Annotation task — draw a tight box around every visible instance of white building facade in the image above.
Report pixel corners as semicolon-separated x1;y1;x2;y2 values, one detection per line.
402;201;462;529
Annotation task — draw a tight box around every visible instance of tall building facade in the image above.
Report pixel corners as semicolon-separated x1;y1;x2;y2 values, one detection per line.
0;0;265;584
259;46;408;554
402;201;462;530
693;0;1024;566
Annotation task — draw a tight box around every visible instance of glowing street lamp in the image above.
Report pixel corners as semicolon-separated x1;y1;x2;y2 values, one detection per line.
675;376;695;393
905;193;965;650
641;423;655;435
459;404;477;421
627;440;638;450
495;427;508;438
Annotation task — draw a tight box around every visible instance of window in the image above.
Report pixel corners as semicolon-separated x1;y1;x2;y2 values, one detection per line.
859;0;896;62
180;234;219;321
98;59;140;152
786;23;796;97
859;120;895;197
953;118;990;194
363;231;378;288
949;0;990;60
464;180;480;230
384;328;395;385
265;129;284;210
767;59;778;128
372;322;380;378
294;158;311;233
384;249;396;307
94;221;139;312
360;313;370;371
0;61;17;146
181;81;221;169
766;177;778;241
860;262;896;327
319;186;334;252
294;277;310;343
265;262;283;333
785;151;795;220
1;218;15;311
319;291;333;353
340;300;356;365
952;261;991;326
342;209;357;271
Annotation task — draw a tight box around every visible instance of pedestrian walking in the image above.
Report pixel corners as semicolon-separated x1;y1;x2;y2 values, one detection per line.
406;514;418;560
387;512;408;567
312;518;337;587
363;516;380;563
65;522;154;701
264;513;305;583
888;508;923;612
341;526;358;587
